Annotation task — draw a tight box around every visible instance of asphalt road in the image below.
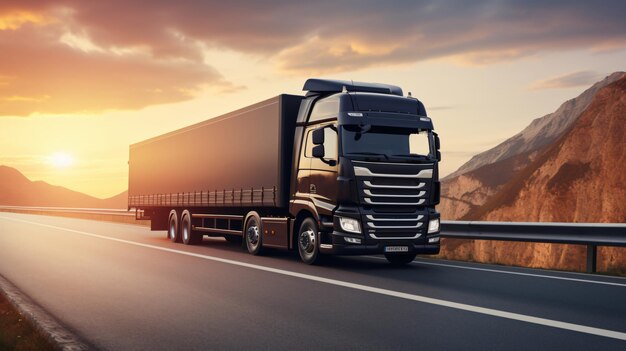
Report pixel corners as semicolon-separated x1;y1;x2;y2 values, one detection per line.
0;212;625;350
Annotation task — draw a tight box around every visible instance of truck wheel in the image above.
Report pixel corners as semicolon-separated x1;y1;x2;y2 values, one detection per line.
244;213;263;255
181;210;202;245
297;218;321;265
384;253;417;265
168;210;180;243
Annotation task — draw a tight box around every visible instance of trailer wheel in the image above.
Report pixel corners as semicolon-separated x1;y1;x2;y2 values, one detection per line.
384;253;417;265
244;212;263;255
181;210;202;245
297;217;320;265
168;210;180;243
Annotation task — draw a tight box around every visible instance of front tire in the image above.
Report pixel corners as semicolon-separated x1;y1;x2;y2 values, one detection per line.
297;218;321;265
244;212;263;255
384;253;417;265
181;210;203;245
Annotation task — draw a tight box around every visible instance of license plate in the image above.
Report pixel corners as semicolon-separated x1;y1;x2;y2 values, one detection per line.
385;246;409;253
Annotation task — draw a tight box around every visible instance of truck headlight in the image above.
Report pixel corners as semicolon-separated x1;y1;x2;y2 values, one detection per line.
339;217;361;234
428;218;440;234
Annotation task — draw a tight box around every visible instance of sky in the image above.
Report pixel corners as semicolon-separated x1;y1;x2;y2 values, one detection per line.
1;0;625;198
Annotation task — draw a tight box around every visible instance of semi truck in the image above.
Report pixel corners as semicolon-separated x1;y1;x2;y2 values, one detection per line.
128;79;441;265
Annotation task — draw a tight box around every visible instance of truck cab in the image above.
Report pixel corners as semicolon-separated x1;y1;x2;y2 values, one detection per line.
290;79;441;264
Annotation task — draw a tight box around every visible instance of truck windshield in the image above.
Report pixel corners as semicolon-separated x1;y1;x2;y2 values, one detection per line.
342;125;431;159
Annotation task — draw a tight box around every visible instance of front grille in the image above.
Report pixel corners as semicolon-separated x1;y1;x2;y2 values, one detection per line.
353;161;433;239
366;214;423;229
361;177;429;206
355;162;432;210
365;213;424;239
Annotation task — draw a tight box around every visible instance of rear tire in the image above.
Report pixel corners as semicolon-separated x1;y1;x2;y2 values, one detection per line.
297;218;321;265
244;212;263;255
168;210;180;243
384;253;417;265
181;210;202;245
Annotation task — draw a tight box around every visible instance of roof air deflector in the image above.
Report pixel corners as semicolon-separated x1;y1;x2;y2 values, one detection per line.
303;79;403;96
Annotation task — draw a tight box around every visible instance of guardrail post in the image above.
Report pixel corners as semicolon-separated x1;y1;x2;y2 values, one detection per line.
586;245;597;273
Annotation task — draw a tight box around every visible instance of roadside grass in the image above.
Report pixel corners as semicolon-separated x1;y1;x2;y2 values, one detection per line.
0;294;54;351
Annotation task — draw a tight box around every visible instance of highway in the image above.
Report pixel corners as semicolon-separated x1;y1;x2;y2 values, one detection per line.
0;212;625;350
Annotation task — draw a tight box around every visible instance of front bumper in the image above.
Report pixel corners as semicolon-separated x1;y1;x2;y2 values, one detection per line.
319;230;440;255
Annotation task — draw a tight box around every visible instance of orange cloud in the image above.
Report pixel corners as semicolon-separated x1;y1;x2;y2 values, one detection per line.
1;1;625;115
0;10;48;30
0;3;231;116
0;23;224;116
528;71;605;90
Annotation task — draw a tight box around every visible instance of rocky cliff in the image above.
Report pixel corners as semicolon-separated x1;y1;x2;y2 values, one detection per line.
440;72;625;220
437;72;626;275
473;76;626;222
445;71;624;179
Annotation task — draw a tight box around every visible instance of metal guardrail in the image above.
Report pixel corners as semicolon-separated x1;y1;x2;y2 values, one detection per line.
441;221;626;273
1;206;624;273
0;206;134;217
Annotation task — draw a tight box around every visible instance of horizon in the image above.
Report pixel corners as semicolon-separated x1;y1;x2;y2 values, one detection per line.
1;1;626;198
2;71;625;201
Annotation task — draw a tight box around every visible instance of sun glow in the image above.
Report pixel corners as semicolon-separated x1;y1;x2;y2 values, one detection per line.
48;152;75;168
0;11;48;30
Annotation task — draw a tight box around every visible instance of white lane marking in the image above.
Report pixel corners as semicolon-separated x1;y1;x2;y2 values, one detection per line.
364;256;626;287
2;215;626;341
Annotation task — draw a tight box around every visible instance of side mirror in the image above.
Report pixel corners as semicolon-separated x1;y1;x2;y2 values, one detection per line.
312;128;325;145
434;133;441;150
312;145;325;158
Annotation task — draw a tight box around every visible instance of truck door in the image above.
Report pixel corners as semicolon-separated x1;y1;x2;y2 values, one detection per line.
309;125;339;217
294;128;313;203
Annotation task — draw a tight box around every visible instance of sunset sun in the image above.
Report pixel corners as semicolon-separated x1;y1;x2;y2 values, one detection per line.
48;152;75;168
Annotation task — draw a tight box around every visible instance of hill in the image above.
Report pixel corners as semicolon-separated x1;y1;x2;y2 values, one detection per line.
0;165;127;209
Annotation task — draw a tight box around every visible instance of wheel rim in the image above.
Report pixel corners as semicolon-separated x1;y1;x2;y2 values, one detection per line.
183;221;189;241
299;228;316;255
247;220;260;250
169;222;176;240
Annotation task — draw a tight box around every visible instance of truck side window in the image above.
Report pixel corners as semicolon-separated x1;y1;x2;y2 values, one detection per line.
309;95;340;122
304;127;337;161
324;127;338;160
304;130;314;158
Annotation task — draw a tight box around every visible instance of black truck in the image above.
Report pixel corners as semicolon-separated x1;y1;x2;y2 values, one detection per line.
128;79;441;265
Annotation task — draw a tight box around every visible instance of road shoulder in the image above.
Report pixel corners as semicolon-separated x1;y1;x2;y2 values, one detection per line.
0;274;90;351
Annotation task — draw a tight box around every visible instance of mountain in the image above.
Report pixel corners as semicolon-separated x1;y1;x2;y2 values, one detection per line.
438;72;626;274
471;74;626;222
445;71;625;179
0;165;127;209
440;72;625;220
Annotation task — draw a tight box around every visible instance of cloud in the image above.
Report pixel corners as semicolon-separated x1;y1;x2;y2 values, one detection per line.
1;1;626;115
528;70;605;90
0;25;225;116
273;1;626;73
0;4;229;116
0;10;49;30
